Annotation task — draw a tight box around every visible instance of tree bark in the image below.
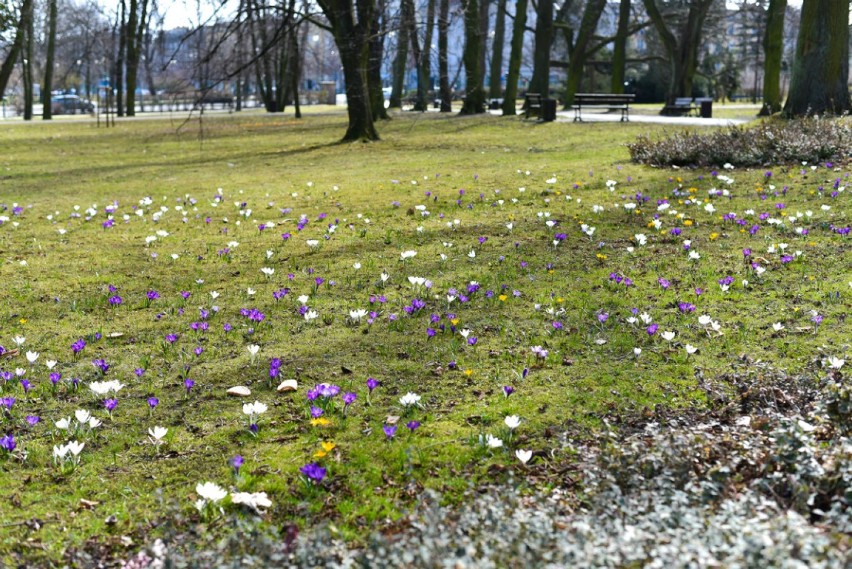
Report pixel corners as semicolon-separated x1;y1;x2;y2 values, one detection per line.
125;0;149;116
784;0;850;117
414;0;436;111
22;0;33;121
488;0;506;98
528;0;553;97
460;0;486;114
389;0;411;109
316;0;380;141
438;0;452;111
501;0;527;115
564;0;606;107
368;0;389;118
642;0;714;109
610;0;630;94
0;0;31;101
42;0;58;119
115;0;126;117
759;0;786;116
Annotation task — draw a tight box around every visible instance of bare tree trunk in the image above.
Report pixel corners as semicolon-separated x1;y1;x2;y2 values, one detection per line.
414;0;436;111
115;0;126;117
784;0;850;116
0;0;32;101
610;0;630;94
460;0;485;114
528;0;552;97
42;0;58;119
759;0;786;116
564;0;606;107
390;0;411;109
477;0;489;93
316;0;380;141
368;0;389;118
488;0;506;98
501;0;527;115
22;0;34;121
438;0;452;111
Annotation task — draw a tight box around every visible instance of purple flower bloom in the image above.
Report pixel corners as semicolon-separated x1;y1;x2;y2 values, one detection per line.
343;392;357;406
366;378;379;392
104;398;118;412
92;359;110;374
71;338;86;354
134;368;145;377
383;424;397;439
0;434;15;452
50;372;62;385
597;312;609;323
657;277;670;290
647;323;658;335
20;379;31;393
231;455;244;473
147;290;160;301
0;397;15;410
406;421;421;432
300;462;327;483
503;386;515;397
310;406;324;418
26;415;40;425
184;378;195;393
147;397;159;409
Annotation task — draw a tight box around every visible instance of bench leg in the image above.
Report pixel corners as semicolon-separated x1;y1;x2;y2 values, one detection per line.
621;108;628;122
574;106;582;122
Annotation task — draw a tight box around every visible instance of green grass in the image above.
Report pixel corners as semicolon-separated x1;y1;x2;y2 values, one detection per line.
0;109;849;564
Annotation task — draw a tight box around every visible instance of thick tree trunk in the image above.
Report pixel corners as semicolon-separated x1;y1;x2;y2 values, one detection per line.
564;0;606;108
368;0;389;119
438;0;452;111
488;0;506;98
42;0;58;120
784;0;850;117
460;0;485;114
610;0;630;94
390;0;411;109
501;0;527;115
317;0;380;141
528;0;552;97
414;0;436;111
477;0;489;91
759;0;786;116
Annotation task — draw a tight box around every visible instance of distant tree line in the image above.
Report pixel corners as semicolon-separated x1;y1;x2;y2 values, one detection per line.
0;0;848;139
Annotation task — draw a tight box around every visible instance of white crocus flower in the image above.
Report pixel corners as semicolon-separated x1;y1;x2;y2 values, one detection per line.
399;392;421;407
195;482;228;503
515;449;533;464
504;415;521;430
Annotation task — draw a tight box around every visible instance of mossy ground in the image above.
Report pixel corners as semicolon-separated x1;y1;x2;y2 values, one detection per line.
0;108;849;565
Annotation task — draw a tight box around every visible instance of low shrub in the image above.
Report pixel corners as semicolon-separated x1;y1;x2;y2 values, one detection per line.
628;116;852;167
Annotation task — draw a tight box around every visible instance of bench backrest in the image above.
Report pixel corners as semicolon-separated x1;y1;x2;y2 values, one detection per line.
674;97;694;105
525;93;543;103
575;93;634;105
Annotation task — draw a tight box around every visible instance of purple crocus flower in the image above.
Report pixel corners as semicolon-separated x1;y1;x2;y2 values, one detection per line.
342;392;357;406
184;378;195;393
147;290;160;301
26;415;40;426
406;421;420;432
71;338;86;354
597;312;609;323
300;462;327;483
647;323;658;335
310;406;324;418
366;378;379;392
383;424;397;439
104;398;118;412
147;397;159;409
0;434;15;452
503;386;515;397
0;397;15;410
230;455;244;473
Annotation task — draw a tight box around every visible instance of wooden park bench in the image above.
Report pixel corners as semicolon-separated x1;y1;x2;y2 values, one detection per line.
524;93;543;119
573;93;635;122
663;97;698;116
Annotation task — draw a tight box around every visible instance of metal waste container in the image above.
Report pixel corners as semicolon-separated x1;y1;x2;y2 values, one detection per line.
542;98;557;122
698;98;713;118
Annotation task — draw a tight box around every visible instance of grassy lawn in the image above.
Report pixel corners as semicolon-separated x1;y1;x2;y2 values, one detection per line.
0;110;848;564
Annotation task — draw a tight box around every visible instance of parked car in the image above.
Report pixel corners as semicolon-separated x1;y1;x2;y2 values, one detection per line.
51;94;95;115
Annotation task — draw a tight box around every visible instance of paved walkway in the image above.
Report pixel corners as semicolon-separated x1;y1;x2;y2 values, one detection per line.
555;109;748;126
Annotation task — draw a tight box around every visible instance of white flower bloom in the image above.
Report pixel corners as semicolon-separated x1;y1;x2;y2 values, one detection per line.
149;426;168;442
45;360;57;370
400;250;417;260
634;347;642;357
304;310;318;322
25;351;39;364
459;329;471;339
772;322;785;332
468;250;476;258
349;309;368;322
66;440;85;456
828;356;845;370
698;315;712;326
242;401;268;416
634;233;647;246
196;482;228;503
297;295;310;305
515;449;533;464
353;262;361;270
88;417;102;429
485;434;503;449
247;345;260;357
74;410;91;424
380;272;390;282
306;239;319;248
55;417;71;430
661;331;676;342
246;287;256;296
504;415;521;430
688;250;701;260
230;491;273;513
399;392;421;407
260;267;275;277
12;336;25;346
685;344;698;355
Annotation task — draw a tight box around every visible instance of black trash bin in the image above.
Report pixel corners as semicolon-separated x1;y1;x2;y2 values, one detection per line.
542;98;557;122
698;98;713;118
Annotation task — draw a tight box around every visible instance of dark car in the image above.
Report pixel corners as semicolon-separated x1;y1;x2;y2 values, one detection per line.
51;94;95;115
